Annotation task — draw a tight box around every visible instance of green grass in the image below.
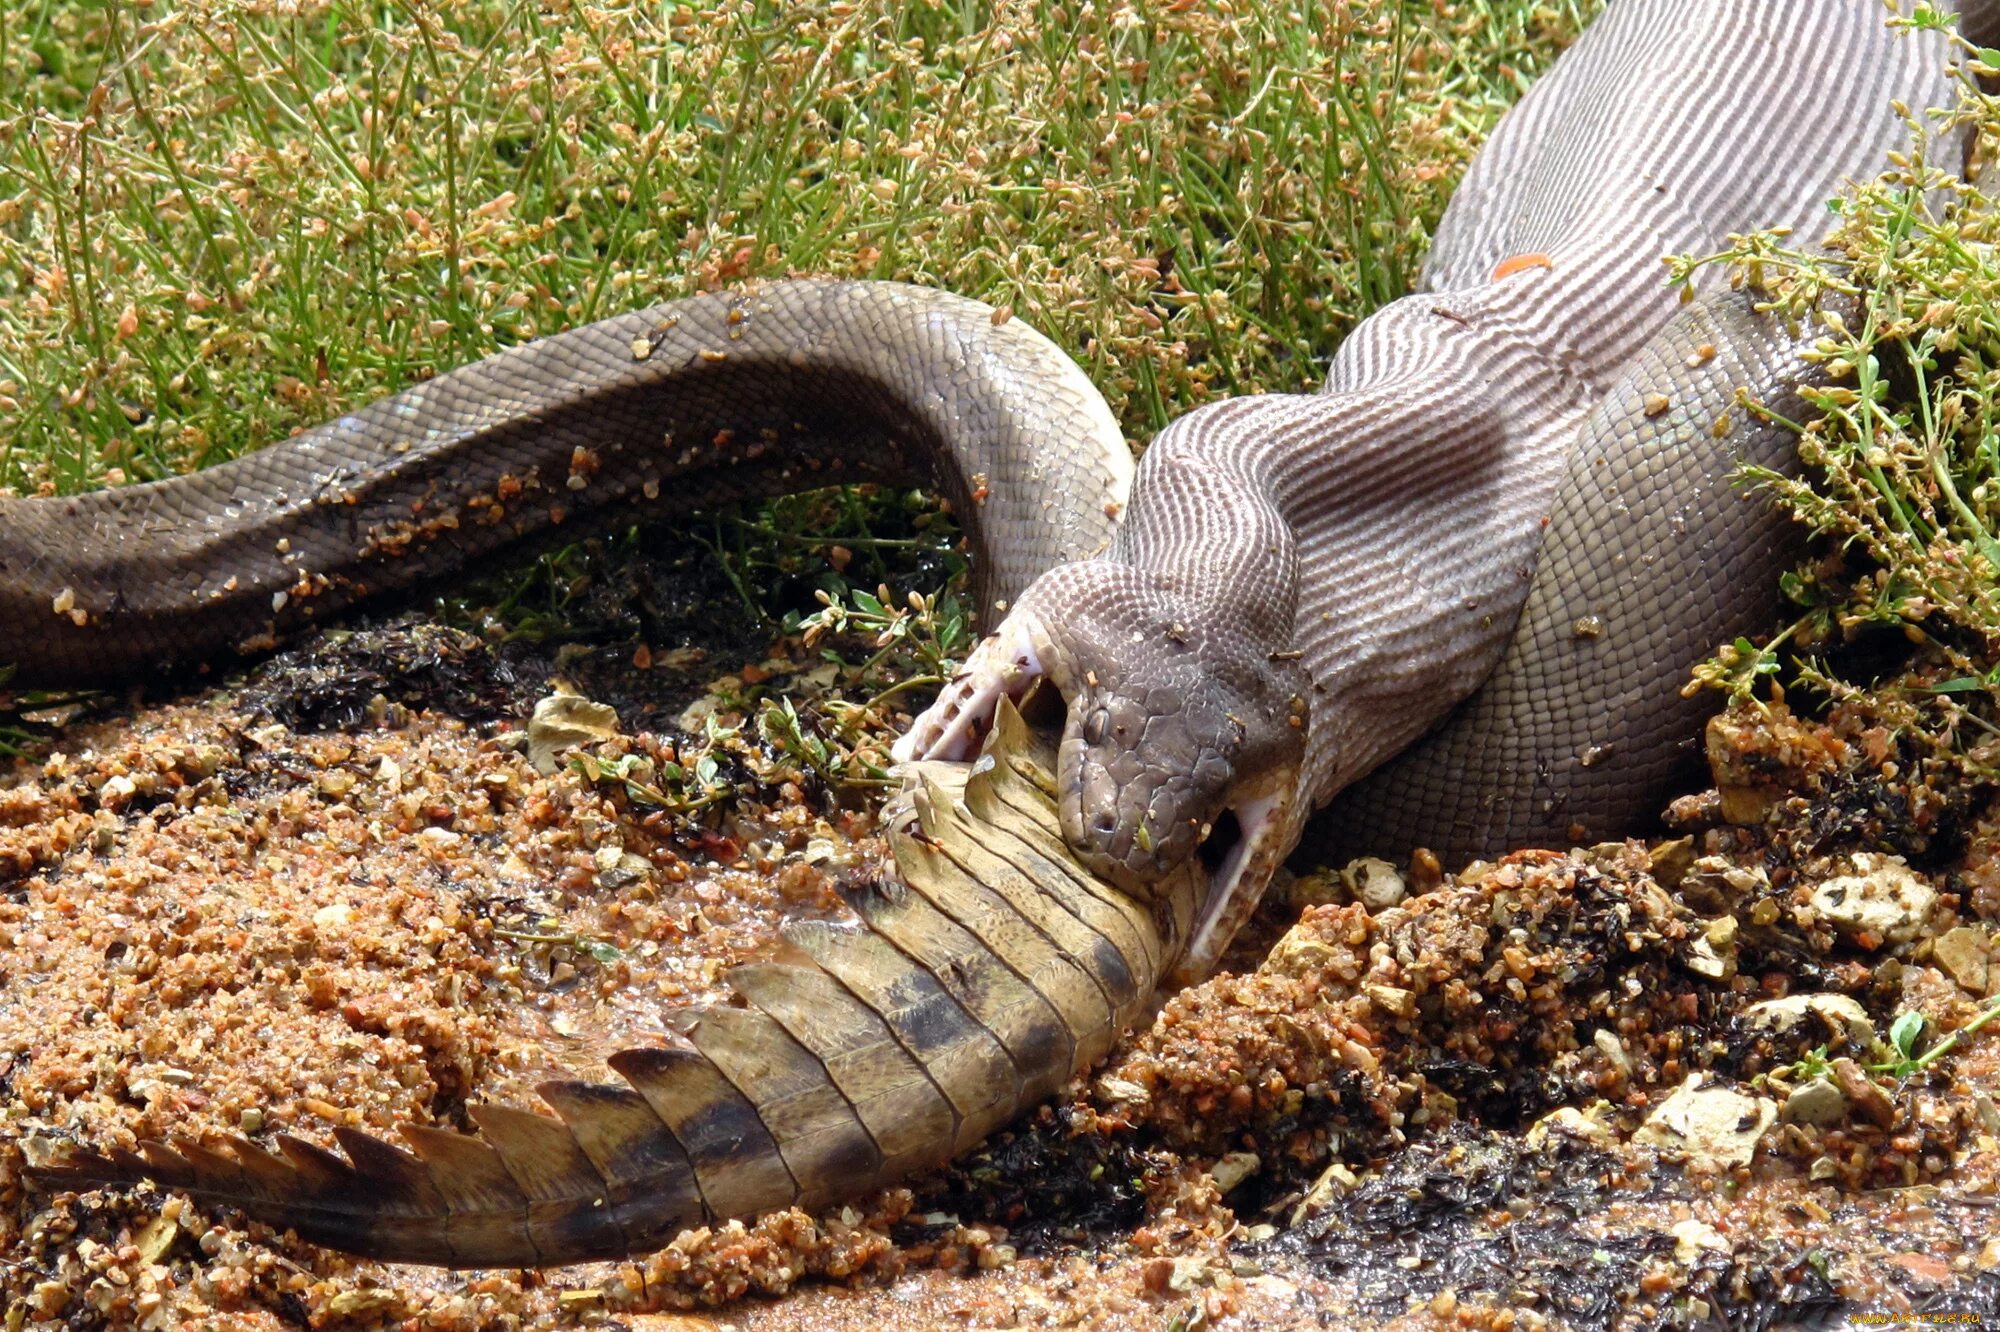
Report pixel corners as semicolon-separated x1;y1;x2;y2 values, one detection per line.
0;0;1588;495
8;0;2000;784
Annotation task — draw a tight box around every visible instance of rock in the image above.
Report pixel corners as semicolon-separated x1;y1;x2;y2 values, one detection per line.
1933;926;1991;994
1830;1057;1897;1131
1364;983;1416;1018
596;851;655;892
1679;855;1769;915
1525;1104;1619;1150
1670;1218;1729;1262
1779;1076;1848;1127
133;1213;180;1264
1633;1073;1776;1169
1208;1151;1260;1194
1289;1159;1359;1225
527;688;623;774
1686;915;1738;979
1742;993;1876;1048
18;1133;61;1170
1808;853;1938;945
1264;924;1340;978
1593;1029;1633;1078
1342;856;1406;911
1648;836;1696;888
1285;869;1347;907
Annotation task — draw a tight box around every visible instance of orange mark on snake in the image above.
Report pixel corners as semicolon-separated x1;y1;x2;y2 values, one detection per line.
1492;252;1552;280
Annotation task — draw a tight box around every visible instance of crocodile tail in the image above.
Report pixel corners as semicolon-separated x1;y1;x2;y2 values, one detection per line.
34;700;1198;1268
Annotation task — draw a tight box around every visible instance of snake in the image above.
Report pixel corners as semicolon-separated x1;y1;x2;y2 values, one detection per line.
21;0;1990;1270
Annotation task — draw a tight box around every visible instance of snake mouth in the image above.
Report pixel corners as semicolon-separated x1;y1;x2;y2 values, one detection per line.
891;614;1046;764
1174;781;1294;985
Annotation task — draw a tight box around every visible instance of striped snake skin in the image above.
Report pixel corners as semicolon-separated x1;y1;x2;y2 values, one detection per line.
26;0;1993;1269
903;0;1983;974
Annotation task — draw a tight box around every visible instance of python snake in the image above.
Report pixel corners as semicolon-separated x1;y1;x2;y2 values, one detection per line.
22;0;1990;1268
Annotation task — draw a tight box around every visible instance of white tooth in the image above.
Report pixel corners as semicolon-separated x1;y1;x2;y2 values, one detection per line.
1180;792;1284;982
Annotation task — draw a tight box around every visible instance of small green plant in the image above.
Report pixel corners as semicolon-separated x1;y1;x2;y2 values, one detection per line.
1757;1042;1834;1090
757;693;896;791
793;583;971;692
1870;997;2000;1080
1677;50;2000;765
568;715;740;819
493;923;625;967
740;582;979;793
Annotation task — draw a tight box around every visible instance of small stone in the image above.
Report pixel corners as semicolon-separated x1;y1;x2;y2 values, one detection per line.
1341;856;1406;911
1525;1105;1618;1150
1669;1218;1728;1262
1264;925;1339;978
1096;1076;1151;1106
313;902;354;930
1686;915;1738;979
1633;1073;1776;1169
1647;836;1696;888
1933;926;1990;994
1593;1029;1633;1078
1742;993;1875;1047
1364;983;1416;1018
597;852;655;892
1779;1076;1848;1127
1208;1151;1260;1194
1830;1057;1896;1131
133;1214;179;1264
19;1133;61;1169
1808;853;1938;945
326;1290;403;1316
1289;1159;1358;1226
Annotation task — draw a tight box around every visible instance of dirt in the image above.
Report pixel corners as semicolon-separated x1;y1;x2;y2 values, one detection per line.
6;598;2000;1331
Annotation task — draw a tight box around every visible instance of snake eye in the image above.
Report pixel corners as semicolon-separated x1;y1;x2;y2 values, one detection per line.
1081;706;1109;746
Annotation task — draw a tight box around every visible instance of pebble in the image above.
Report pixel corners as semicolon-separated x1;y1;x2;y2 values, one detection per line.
1208;1151;1260;1194
1779;1076;1848;1127
1633;1073;1776;1168
1932;925;1991;994
1808;852;1938;945
1830;1057;1897;1130
1341;856;1407;911
1525;1105;1619;1150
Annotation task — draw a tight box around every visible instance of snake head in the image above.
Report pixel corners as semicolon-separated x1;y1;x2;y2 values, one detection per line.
897;561;1307;980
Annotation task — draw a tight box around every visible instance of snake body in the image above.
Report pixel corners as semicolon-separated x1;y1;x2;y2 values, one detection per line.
23;0;1987;1269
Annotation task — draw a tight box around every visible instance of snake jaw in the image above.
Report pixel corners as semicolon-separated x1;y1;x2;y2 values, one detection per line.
892;614;1047;763
1173;776;1298;985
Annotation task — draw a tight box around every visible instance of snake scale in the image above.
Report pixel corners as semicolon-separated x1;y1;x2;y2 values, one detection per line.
21;0;1991;1269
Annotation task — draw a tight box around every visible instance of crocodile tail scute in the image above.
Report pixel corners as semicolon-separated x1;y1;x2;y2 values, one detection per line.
34;700;1196;1268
